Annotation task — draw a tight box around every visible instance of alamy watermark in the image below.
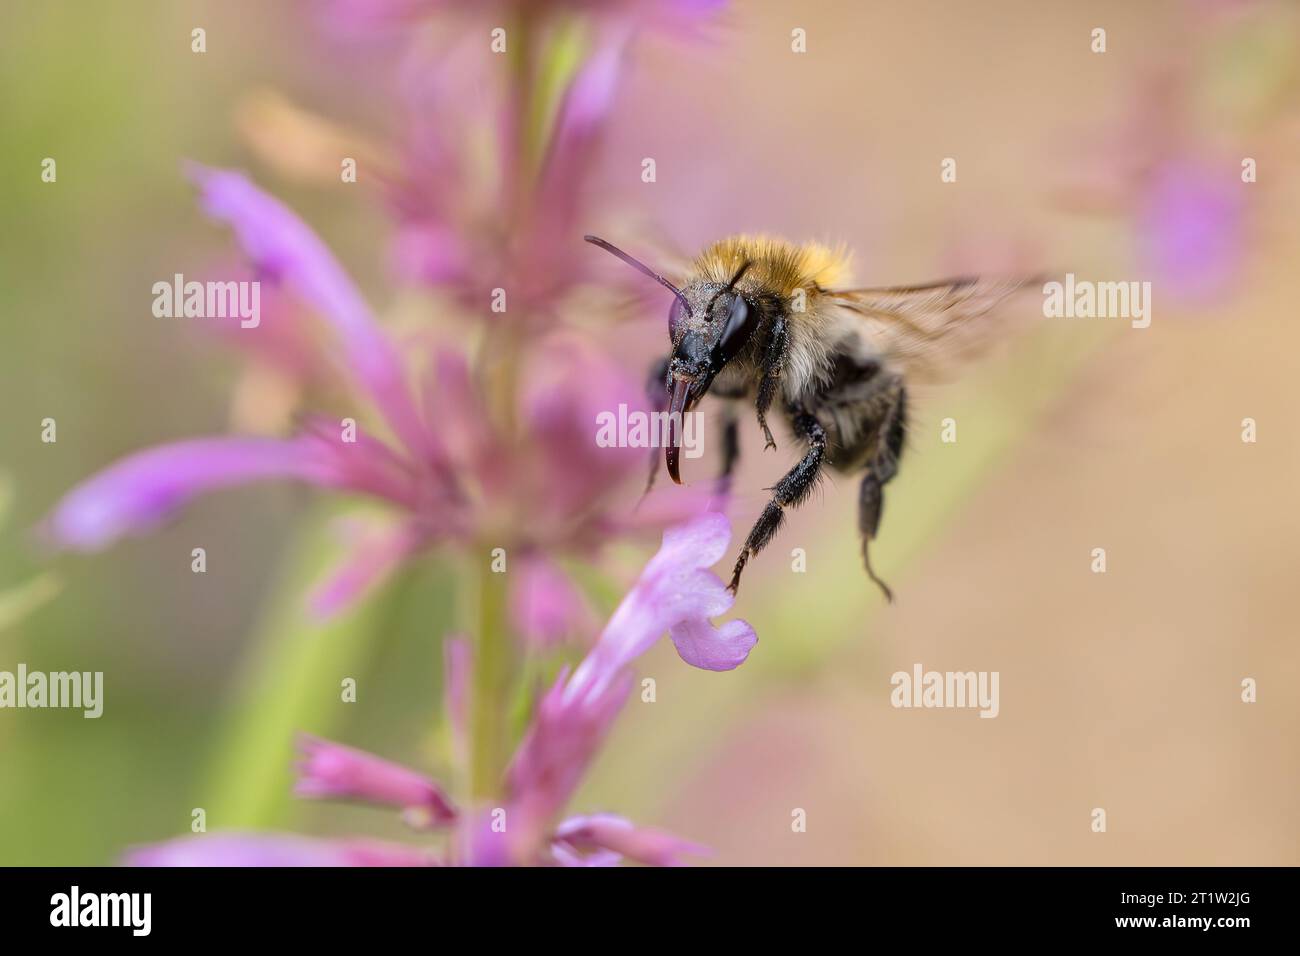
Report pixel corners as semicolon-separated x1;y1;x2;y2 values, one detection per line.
50;886;150;936
0;664;103;718
595;403;704;459
890;663;999;718
1042;273;1151;329
152;273;260;328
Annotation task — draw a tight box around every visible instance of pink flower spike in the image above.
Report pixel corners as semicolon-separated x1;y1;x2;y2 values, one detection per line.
553;813;711;867
294;734;457;827
126;832;438;867
503;668;634;853
186;164;434;463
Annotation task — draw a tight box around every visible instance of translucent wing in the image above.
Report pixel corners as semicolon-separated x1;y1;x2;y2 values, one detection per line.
827;275;1044;382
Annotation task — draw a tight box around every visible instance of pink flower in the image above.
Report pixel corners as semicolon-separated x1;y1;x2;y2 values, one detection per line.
551;814;710;867
1047;31;1287;306
44;436;348;552
1138;159;1245;302
315;0;728;320
566;511;757;700
128;513;750;867
509;554;597;648
190;164;434;462
43;169;716;627
125;833;436;867
294;734;457;827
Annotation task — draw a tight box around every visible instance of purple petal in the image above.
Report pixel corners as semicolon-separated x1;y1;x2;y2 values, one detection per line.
565;512;756;702
125;832;436;867
519;336;648;519
423;349;501;492
508;554;596;648
307;520;428;619
496;517;752;858
668;616;757;672
393;221;470;286
1139;159;1245;302
320;0;443;33
187;165;432;461
453;806;541;868
504;668;633;851
553;813;710;867
550;843;622;867
648;510;732;571
44;436;343;552
552;29;627;141
294;734;456;827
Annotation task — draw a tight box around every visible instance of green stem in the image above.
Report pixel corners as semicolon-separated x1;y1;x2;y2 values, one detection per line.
468;553;513;800
201;508;413;828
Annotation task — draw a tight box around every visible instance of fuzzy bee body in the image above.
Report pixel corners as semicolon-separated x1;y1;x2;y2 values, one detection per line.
692;236;903;462
587;233;1037;598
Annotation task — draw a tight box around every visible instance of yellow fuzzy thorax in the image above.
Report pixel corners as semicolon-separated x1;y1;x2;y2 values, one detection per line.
690;235;853;299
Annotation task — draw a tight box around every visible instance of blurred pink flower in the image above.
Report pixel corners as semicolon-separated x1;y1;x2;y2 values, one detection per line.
1137;159;1245;301
309;0;727;321
125;833;435;867
295;733;458;826
128;512;749;867
317;0;727;43
509;553;597;648
1049;34;1277;305
550;813;709;867
44;168;716;626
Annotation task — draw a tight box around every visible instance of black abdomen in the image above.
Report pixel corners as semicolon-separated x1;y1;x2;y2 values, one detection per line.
807;351;906;477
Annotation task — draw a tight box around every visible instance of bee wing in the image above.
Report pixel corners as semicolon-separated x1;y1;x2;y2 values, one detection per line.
826;275;1044;382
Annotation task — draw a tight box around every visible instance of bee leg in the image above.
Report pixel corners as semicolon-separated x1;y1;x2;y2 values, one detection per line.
857;473;893;603
727;408;824;593
754;316;788;451
857;383;907;602
638;355;672;501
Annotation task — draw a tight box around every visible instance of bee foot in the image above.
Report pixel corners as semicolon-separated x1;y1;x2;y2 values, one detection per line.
727;554;748;593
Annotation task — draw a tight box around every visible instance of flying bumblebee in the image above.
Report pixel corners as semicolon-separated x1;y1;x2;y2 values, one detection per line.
586;234;1038;599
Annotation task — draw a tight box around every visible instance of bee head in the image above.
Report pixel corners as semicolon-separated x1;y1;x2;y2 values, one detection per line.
661;263;755;482
584;236;757;483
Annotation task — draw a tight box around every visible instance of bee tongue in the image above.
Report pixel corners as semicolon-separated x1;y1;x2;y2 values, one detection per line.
665;378;692;485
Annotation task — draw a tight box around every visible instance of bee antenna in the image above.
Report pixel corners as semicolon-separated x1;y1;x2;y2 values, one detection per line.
584;235;692;316
704;259;753;317
726;260;753;290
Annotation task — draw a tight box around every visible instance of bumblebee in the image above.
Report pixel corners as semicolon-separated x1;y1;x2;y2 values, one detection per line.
586;234;1036;599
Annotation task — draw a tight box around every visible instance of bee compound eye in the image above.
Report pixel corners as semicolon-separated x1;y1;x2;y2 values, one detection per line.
718;295;757;362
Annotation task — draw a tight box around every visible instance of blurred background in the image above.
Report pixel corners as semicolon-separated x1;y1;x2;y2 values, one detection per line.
2;0;1298;865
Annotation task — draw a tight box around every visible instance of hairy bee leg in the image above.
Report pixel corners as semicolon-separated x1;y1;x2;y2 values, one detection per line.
857;472;893;602
874;379;908;486
856;381;906;602
727;409;825;593
754;315;788;451
638;355;672;502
